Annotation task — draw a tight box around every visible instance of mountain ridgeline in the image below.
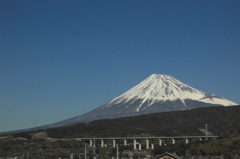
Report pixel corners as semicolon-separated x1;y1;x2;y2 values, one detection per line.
1;74;238;134
51;74;237;128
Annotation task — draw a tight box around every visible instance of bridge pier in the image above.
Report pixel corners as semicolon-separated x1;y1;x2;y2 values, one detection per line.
151;143;154;149
185;138;188;144
101;139;104;147
159;139;162;146
113;139;116;147
139;143;141;150
133;139;137;149
146;139;149;149
172;138;175;144
89;139;93;146
124;139;127;146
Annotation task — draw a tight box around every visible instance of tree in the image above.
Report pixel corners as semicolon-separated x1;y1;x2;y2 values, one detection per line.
153;146;168;155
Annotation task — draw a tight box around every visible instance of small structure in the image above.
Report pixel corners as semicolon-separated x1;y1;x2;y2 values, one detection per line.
156;152;182;159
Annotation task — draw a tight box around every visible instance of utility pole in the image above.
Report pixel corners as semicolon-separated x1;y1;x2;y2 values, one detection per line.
116;144;119;159
85;144;87;159
93;139;96;159
93;139;96;154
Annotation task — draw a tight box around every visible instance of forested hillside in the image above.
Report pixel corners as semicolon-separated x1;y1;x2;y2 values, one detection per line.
11;105;240;139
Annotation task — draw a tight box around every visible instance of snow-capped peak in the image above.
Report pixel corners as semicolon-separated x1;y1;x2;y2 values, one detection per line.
106;74;237;110
45;74;238;128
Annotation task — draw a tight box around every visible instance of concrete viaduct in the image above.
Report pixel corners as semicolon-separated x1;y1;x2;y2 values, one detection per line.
76;136;217;150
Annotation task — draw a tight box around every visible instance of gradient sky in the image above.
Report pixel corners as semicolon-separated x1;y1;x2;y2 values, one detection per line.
1;0;240;132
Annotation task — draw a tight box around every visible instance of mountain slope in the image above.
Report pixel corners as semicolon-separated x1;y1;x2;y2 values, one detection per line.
1;74;237;134
51;74;237;127
13;105;240;138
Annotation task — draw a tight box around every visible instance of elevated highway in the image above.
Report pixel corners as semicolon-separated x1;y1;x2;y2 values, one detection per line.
76;136;218;150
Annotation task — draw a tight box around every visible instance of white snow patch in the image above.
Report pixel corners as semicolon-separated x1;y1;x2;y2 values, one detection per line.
102;74;238;111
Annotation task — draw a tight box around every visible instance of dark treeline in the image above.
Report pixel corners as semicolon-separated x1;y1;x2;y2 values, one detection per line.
11;105;240;139
1;105;240;158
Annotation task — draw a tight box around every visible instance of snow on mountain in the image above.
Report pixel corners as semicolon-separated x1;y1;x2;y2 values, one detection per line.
50;74;237;127
103;74;237;112
1;74;238;134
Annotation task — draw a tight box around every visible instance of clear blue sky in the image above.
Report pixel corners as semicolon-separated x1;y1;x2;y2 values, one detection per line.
1;0;240;132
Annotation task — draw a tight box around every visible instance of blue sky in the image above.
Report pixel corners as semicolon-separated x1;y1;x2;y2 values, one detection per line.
1;0;240;132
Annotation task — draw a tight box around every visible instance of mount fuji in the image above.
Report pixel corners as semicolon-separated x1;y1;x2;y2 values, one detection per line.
50;74;238;128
